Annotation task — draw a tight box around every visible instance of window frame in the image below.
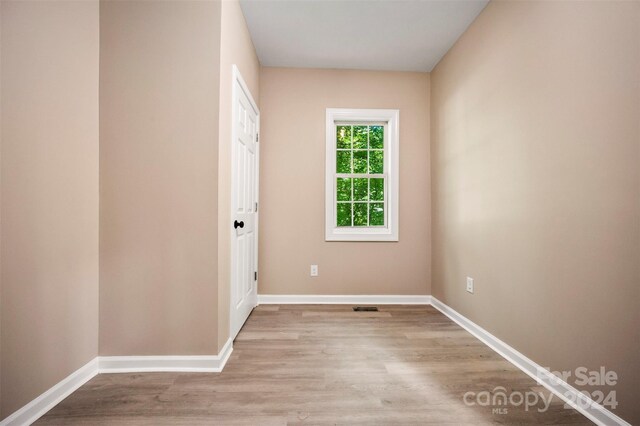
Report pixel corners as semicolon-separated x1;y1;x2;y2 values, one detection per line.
325;108;399;242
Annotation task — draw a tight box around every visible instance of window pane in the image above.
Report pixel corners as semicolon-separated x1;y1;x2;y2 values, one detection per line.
337;178;352;201
336;125;351;149
353;178;368;201
353;126;368;149
353;203;368;226
337;203;352;227
370;203;384;226
369;150;383;174
370;178;384;201
370;125;383;149
336;150;351;173
353;150;367;173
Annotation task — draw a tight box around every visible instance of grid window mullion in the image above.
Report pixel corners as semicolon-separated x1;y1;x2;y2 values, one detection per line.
366;127;370;226
334;123;387;229
350;125;354;227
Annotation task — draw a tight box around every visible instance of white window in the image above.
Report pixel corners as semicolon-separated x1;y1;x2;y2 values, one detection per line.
325;108;399;241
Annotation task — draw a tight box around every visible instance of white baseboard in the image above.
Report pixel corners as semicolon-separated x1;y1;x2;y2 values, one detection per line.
0;358;98;426
98;338;233;373
0;340;234;425
257;294;432;305
430;297;630;426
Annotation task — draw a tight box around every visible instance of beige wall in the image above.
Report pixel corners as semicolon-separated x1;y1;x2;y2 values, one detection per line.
0;0;99;419
99;0;259;356
216;0;260;351
259;68;431;296
99;0;221;355
431;1;640;423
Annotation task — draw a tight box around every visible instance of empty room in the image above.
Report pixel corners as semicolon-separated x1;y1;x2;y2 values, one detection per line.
0;0;638;424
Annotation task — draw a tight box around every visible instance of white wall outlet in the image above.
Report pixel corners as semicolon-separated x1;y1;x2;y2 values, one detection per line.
466;277;474;294
310;265;319;277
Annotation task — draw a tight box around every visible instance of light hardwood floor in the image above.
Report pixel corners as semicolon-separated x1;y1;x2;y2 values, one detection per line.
38;305;591;425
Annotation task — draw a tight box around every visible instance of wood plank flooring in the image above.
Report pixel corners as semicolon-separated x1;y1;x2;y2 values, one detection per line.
37;305;591;425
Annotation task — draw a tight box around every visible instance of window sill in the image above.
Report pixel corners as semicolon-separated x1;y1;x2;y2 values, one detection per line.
325;228;398;242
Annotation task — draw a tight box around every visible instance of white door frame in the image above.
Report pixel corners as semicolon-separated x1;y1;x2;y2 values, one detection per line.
229;64;260;340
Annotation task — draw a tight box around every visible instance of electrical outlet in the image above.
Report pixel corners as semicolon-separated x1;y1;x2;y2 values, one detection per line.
466;277;474;294
310;265;318;277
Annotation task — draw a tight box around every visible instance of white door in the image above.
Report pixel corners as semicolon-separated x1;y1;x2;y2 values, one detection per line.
230;65;259;339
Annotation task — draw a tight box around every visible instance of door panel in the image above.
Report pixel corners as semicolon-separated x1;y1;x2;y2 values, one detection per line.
230;67;259;340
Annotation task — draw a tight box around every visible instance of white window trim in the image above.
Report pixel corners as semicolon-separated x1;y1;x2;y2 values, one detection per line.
325;108;399;242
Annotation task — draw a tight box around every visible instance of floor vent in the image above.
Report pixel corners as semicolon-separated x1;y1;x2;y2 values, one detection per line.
353;306;379;312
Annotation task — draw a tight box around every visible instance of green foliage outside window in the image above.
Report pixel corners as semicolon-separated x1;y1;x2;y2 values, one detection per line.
335;124;385;227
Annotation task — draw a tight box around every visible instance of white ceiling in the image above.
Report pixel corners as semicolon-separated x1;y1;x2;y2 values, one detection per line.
239;0;489;72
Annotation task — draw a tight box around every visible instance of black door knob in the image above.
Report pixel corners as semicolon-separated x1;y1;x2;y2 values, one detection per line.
234;220;245;229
